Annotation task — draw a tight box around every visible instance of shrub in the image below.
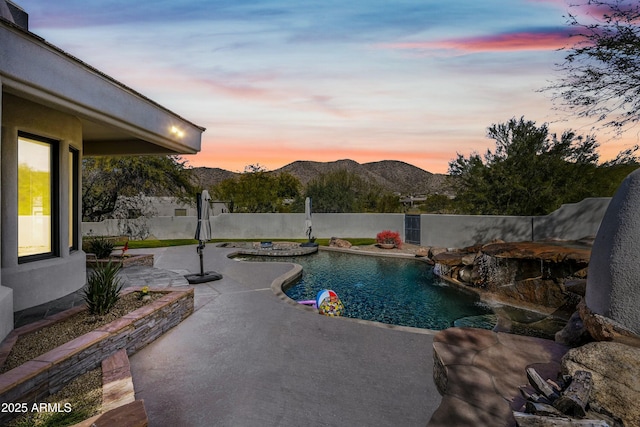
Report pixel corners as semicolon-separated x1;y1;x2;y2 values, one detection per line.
376;230;402;248
83;261;123;315
87;237;115;259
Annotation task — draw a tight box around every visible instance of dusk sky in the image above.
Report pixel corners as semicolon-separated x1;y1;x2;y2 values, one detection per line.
23;0;638;173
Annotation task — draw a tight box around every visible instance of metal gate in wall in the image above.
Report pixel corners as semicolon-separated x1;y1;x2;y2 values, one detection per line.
404;214;421;245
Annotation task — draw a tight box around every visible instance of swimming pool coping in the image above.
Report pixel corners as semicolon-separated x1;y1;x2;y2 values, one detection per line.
262;246;439;336
320;244;430;259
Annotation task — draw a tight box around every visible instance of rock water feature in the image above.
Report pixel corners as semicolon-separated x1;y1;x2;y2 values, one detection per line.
428;169;640;426
428;240;591;339
431;241;590;310
428;169;640;427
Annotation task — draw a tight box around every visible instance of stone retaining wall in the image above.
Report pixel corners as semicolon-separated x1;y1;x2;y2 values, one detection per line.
0;287;193;425
73;349;147;427
86;254;154;268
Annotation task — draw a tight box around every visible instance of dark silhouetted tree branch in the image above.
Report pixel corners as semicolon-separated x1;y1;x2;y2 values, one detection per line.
550;0;640;132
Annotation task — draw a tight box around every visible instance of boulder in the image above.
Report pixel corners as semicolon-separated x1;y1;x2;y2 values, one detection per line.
481;241;590;264
329;237;352;248
432;251;465;266
564;279;587;297
555;311;592;348
562;341;640;427
578;300;640;348
573;267;589;279
461;253;477;266
458;265;474;283
475;253;569;307
429;247;448;258
415;247;429;257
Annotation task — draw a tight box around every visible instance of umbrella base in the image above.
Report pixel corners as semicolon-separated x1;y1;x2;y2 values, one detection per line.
300;242;319;247
184;271;223;284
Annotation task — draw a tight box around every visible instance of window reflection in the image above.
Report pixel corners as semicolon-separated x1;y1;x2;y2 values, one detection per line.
18;135;54;258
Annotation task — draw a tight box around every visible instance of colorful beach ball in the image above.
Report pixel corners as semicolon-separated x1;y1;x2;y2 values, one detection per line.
316;289;344;317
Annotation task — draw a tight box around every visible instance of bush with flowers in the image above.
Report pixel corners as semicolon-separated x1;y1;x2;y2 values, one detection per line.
138;286;150;301
376;230;402;248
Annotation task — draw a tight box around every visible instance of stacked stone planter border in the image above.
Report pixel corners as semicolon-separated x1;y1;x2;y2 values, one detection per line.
0;287;194;425
86;253;154;268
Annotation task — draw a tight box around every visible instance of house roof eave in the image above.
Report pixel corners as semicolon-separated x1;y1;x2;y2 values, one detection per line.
0;19;205;156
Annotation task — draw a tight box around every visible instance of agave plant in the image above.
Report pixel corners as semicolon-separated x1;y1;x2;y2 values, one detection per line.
87;236;115;259
83;261;123;315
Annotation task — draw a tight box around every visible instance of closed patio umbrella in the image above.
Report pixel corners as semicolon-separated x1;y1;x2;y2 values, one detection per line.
194;190;212;242
302;197;318;247
305;196;312;240
185;190;222;284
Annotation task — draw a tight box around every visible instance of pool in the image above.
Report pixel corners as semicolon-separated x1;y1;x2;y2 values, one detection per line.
238;250;496;330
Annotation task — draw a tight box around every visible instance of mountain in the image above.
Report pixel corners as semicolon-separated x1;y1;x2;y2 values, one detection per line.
362;160;452;195
277;159;393;188
191;167;237;187
191;159;454;196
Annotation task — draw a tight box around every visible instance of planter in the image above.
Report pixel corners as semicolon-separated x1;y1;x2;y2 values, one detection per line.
0;287;193;425
87;253;154;268
376;230;402;249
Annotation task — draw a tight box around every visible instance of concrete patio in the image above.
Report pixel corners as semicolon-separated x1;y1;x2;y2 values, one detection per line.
7;243;575;426
126;245;442;426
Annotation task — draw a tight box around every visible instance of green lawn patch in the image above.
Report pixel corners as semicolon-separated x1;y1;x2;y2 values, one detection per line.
125;239;199;249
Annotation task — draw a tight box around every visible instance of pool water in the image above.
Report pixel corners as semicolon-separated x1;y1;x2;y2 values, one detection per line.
240;251;495;330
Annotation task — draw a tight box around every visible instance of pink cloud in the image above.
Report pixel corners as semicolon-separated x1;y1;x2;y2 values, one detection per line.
581;1;640;23
194;77;273;100
529;0;640;24
379;29;577;53
103;63;354;118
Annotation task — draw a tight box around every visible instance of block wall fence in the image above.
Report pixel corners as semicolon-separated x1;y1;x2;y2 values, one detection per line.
82;198;611;249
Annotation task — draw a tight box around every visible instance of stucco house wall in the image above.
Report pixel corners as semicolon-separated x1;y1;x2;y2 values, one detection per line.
1;95;86;311
0;3;204;341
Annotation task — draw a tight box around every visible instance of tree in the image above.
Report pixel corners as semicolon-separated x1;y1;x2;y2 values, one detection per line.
449;117;605;215
590;144;640;195
551;0;640;132
375;193;403;213
419;194;455;213
303;169;399;213
212;164;301;213
82;155;196;222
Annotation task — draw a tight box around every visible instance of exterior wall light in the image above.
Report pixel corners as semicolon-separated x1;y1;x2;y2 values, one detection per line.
170;126;185;138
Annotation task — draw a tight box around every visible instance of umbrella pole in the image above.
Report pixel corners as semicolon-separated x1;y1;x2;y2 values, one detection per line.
185;241;222;284
198;241;205;276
